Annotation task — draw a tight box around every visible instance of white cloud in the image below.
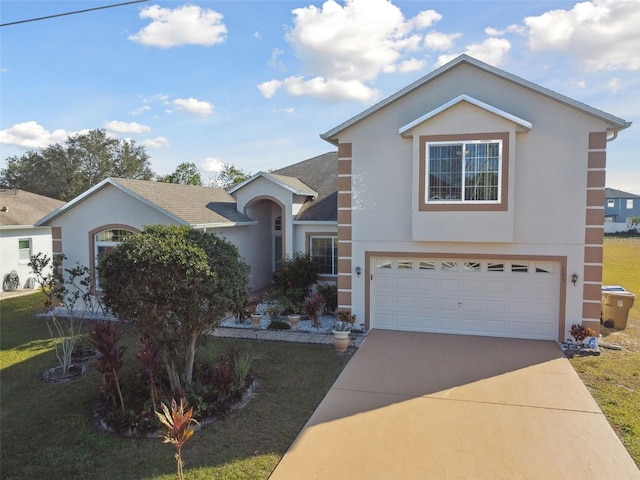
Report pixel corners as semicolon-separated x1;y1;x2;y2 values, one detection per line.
268;48;285;70
141;136;170;149
523;0;640;71
397;58;425;73
201;157;224;173
412;10;442;29
436;37;511;67
282;75;379;103
424;31;461;51
131;105;151;116
0;121;70;149
607;77;622;94
273;107;295;114
257;80;283;99
129;4;227;48
173;98;213;116
104;121;151;134
261;0;441;102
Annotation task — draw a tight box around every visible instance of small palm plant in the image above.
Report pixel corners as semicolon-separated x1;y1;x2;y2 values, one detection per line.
156;398;200;480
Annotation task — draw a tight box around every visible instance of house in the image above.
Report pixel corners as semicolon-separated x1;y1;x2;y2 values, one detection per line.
35;152;338;292
604;187;640;233
0;189;64;290
37;55;630;342
320;54;629;342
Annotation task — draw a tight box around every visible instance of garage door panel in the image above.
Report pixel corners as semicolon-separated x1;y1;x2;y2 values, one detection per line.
372;256;560;340
395;296;415;309
484;280;507;294
417;278;437;290
485;300;506;313
461;279;483;294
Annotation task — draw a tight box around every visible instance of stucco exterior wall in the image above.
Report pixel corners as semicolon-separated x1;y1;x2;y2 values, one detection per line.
50;186;179;273
332;64;613;339
0;226;54;289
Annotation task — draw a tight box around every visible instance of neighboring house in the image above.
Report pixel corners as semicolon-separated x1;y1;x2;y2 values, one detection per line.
604;188;640;233
320;55;629;342
35;152;338;292
0;189;64;290
37;55;630;342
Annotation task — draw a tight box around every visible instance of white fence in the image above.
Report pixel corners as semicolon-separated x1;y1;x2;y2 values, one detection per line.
605;222;638;234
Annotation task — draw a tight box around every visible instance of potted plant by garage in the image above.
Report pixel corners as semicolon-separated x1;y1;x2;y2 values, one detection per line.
332;320;351;351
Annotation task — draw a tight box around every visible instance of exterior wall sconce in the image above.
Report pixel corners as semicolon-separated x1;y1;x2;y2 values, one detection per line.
355;266;362;278
571;273;578;286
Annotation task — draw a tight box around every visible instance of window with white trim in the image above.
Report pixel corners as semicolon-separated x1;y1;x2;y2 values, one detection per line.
310;236;338;275
427;140;501;203
18;238;32;264
627;199;634;209
94;229;136;287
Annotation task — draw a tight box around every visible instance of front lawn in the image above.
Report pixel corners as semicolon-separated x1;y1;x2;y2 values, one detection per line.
570;238;640;467
0;293;350;480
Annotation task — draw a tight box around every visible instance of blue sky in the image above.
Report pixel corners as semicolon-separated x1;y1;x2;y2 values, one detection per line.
1;0;638;193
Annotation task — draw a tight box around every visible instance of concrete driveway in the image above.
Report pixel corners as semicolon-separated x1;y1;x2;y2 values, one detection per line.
270;330;639;479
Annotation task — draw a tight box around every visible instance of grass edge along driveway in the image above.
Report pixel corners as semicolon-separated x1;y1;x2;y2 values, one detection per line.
0;292;351;480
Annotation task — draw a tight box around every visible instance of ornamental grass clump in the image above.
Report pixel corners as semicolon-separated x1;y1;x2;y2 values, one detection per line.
156;397;199;480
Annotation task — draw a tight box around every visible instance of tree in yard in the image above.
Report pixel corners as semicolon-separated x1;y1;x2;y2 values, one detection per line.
157;162;202;186
210;163;250;189
98;225;249;393
0;129;155;201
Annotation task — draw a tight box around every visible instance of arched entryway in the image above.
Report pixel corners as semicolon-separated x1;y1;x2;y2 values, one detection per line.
243;196;288;289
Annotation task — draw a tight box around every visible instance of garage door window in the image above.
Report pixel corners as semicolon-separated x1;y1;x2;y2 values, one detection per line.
419;260;436;270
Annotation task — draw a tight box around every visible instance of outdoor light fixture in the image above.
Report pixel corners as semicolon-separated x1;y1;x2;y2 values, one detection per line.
355;266;362;278
571;273;578;286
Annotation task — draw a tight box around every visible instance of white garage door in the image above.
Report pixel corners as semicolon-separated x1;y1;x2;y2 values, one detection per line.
371;257;560;340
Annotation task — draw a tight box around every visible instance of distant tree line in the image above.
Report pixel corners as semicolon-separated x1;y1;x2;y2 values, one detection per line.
0;129;250;201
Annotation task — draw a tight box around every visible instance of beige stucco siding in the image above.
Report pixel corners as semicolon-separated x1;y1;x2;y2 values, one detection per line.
332;63;614;340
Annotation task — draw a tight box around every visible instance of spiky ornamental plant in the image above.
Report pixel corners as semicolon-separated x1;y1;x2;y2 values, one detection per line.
156;398;199;480
90;321;126;414
137;335;162;412
29;252;102;377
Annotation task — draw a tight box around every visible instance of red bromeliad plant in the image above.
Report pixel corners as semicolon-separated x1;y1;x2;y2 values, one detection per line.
137;335;163;412
156;397;199;480
90;321;125;414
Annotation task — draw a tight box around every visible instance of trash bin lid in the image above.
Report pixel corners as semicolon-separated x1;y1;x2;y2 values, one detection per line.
602;285;626;292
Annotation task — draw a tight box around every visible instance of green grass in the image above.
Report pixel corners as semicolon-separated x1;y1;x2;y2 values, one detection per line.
0;293;350;480
570;238;640;467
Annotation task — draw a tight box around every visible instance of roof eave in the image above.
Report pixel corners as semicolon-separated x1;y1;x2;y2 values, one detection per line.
191;221;258;230
321;54;629;142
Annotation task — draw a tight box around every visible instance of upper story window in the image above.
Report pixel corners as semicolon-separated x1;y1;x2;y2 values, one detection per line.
627;199;634;209
418;132;509;213
427;140;501;203
607;199;615;208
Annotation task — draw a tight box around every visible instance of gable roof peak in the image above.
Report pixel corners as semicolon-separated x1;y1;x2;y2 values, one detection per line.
321;54;630;144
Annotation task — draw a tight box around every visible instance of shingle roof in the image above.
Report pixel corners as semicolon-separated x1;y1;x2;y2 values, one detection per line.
37;178;254;227
273;152;338;221
0;189;65;226
111;178;254;226
605;188;640;199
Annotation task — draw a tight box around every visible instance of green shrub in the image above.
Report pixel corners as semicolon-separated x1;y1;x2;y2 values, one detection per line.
273;253;318;296
267;320;291;330
317;283;337;315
